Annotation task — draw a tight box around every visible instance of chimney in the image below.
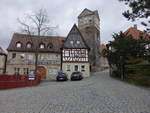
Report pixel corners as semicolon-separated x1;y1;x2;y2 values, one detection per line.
134;24;137;29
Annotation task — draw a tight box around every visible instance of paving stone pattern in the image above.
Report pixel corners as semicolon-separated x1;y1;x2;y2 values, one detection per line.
0;70;150;113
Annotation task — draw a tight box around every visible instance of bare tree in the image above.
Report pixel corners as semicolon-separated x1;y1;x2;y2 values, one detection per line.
18;8;57;36
17;8;57;75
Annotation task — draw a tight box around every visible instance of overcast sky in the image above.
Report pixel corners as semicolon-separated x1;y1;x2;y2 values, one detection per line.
0;0;144;51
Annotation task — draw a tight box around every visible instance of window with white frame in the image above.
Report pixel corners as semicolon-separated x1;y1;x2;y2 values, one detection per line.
28;55;33;60
66;65;71;71
14;67;20;74
65;50;69;56
38;55;44;60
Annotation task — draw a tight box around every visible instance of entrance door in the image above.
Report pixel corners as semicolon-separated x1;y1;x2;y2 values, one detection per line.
37;66;46;79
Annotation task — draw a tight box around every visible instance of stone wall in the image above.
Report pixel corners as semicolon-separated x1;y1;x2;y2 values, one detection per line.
6;51;61;80
79;27;101;68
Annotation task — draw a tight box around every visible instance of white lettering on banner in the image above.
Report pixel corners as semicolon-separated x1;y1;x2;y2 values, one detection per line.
48;69;58;74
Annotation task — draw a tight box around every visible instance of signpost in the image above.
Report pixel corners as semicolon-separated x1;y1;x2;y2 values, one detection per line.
28;74;36;80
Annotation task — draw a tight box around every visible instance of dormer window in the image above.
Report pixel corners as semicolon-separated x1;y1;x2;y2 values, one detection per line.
26;42;32;48
76;40;80;44
70;41;74;44
47;43;53;49
16;42;22;48
39;43;45;49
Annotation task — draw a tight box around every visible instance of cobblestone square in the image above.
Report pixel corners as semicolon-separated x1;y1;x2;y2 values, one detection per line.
0;70;150;113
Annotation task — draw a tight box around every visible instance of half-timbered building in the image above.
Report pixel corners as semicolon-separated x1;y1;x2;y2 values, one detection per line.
62;24;90;79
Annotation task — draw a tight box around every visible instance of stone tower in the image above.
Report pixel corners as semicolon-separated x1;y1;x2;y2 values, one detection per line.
78;8;101;71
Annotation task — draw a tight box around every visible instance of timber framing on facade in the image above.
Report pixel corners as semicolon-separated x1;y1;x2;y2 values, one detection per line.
62;24;90;79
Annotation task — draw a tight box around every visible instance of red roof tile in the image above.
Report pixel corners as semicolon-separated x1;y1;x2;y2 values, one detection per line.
100;44;107;51
124;27;150;40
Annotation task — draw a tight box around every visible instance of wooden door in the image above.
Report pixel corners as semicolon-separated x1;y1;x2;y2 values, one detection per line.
37;66;46;79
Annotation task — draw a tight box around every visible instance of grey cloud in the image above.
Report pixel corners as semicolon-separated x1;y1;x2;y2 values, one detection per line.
0;0;143;51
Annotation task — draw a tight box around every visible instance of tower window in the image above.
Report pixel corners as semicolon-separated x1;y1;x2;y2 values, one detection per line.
89;19;92;22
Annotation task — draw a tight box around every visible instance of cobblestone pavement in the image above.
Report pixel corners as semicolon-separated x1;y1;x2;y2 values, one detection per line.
0;70;150;113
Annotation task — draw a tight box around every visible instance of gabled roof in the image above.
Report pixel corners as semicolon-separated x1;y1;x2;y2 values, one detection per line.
124;27;150;40
63;24;90;49
7;33;66;53
0;47;6;55
78;8;100;20
78;8;93;18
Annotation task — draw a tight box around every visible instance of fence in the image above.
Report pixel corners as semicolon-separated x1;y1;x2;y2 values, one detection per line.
0;74;40;89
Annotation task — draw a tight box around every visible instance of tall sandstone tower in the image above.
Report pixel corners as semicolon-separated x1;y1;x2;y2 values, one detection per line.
78;8;101;71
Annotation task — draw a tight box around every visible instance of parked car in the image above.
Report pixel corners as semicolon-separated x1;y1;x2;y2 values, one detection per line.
71;72;83;81
56;71;68;81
